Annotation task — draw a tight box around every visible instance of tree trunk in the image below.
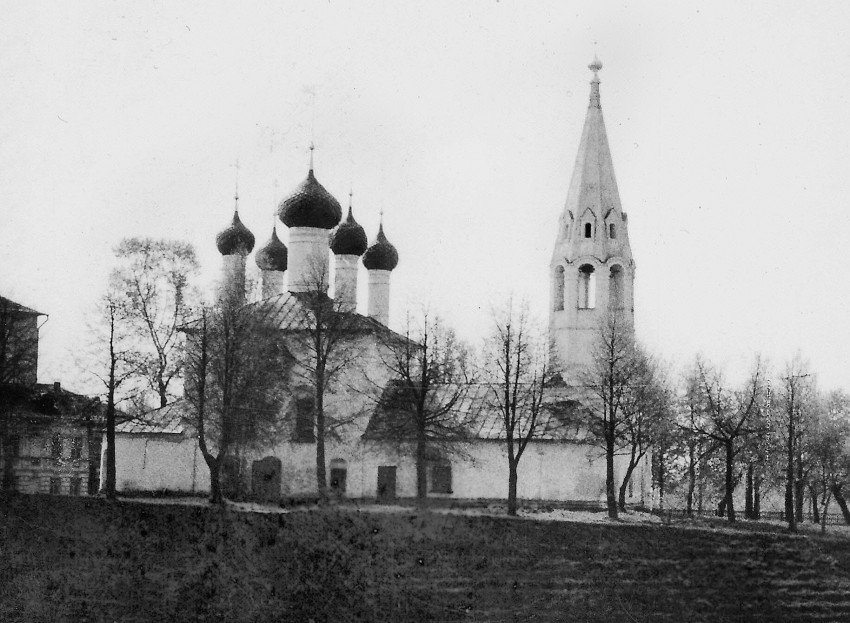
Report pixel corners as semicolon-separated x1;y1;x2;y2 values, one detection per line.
795;454;804;523
1;409;14;494
618;459;638;512
832;484;850;525
209;458;222;504
315;377;327;502
104;384;117;500
686;442;696;517
507;462;518;516
717;498;726;517
724;441;735;522
415;434;427;502
605;407;618;520
745;464;754;519
753;477;761;520
810;484;820;525
821;497;830;534
785;400;796;532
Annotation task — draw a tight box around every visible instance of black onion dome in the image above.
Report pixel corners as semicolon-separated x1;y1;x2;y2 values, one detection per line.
330;206;368;256
278;169;342;229
362;223;399;271
255;228;288;272
216;211;255;255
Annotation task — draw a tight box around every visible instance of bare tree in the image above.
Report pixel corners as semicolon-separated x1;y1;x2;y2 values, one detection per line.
807;390;850;533
184;304;287;504
0;296;43;494
286;258;361;500
580;312;642;519
370;311;472;502
110;238;199;408
88;294;140;500
486;299;547;517
686;356;766;522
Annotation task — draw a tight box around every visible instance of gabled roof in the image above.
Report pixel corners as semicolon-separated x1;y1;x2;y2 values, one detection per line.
0;383;106;426
365;383;590;443
116;399;188;435
0;295;44;316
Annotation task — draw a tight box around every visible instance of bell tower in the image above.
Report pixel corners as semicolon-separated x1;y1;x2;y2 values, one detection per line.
549;57;636;379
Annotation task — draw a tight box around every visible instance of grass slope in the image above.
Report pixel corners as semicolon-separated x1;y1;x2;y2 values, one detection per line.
2;496;850;622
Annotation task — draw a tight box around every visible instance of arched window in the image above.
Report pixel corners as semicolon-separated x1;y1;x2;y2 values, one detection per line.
609;265;624;310
578;264;596;309
553;266;565;311
609;223;617;239
584;223;592;238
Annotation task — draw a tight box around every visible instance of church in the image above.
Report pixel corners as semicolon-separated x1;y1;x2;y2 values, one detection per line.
110;58;650;505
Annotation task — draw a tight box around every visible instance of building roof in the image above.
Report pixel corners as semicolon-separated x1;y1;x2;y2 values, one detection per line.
0;295;44;316
278;168;342;230
362;223;399;271
330;206;368;256
0;383;107;427
116;399;188;435
216;210;256;256
255;227;288;272
364;382;590;443
561;58;624;227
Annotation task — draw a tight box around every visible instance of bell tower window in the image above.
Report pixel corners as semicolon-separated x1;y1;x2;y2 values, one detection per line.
609;265;624;310
578;264;596;309
584;223;592;238
609;223;616;239
553;266;565;311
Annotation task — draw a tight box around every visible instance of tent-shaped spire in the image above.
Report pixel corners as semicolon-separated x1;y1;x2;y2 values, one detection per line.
561;56;623;224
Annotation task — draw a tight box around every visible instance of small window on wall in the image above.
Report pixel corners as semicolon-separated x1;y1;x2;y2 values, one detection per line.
584;223;592;238
578;264;596;309
430;464;452;494
70;477;82;496
609;223;617;239
71;437;83;460
330;459;347;494
49;477;61;495
50;434;62;459
294;397;315;442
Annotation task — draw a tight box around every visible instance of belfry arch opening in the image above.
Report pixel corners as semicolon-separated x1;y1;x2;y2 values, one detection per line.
609;223;617;239
609;264;624;310
584;223;592;238
553;266;565;311
578;264;596;309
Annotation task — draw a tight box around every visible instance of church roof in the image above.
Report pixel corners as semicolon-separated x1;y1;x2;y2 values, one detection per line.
364;383;590;442
0;295;44;316
561;58;623;223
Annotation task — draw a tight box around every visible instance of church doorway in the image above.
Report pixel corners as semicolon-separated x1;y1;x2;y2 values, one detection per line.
330;458;347;495
251;456;281;502
377;466;397;501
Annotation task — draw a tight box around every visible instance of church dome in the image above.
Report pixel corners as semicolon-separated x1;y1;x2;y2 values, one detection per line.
362;223;399;271
330;206;368;256
255;227;288;272
278;169;342;230
216;211;255;256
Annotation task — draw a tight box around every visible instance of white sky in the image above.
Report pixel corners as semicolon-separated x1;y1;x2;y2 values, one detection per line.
2;1;850;392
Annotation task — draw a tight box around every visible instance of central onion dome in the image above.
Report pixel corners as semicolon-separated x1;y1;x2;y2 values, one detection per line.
330;206;368;256
278;169;342;229
362;223;399;271
255;226;288;272
216;211;255;256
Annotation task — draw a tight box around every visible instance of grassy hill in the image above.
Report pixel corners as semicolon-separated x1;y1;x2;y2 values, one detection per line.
2;496;850;622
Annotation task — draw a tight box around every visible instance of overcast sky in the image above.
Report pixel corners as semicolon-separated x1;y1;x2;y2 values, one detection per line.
2;1;849;393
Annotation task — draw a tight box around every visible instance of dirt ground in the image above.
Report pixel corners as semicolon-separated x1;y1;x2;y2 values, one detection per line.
3;494;850;622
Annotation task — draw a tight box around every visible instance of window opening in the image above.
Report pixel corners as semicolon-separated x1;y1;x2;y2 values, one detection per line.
609;265;624;310
578;265;596;309
430;464;453;494
609;223;617;239
584;223;592;238
51;434;62;459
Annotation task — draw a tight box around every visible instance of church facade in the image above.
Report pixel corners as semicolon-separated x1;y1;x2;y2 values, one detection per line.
110;58;650;505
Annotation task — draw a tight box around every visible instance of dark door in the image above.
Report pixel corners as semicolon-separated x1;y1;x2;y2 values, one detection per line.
251;457;282;502
377;466;397;501
330;468;347;494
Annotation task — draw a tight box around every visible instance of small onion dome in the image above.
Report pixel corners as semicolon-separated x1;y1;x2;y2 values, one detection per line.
330;206;368;256
216;211;255;255
362;223;399;271
278;170;342;229
255;227;288;272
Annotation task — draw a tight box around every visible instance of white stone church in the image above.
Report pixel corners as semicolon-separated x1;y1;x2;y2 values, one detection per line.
109;58;650;505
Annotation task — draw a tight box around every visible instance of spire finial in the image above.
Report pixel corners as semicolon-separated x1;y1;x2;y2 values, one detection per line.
309;142;315;171
233;159;240;212
588;55;602;109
